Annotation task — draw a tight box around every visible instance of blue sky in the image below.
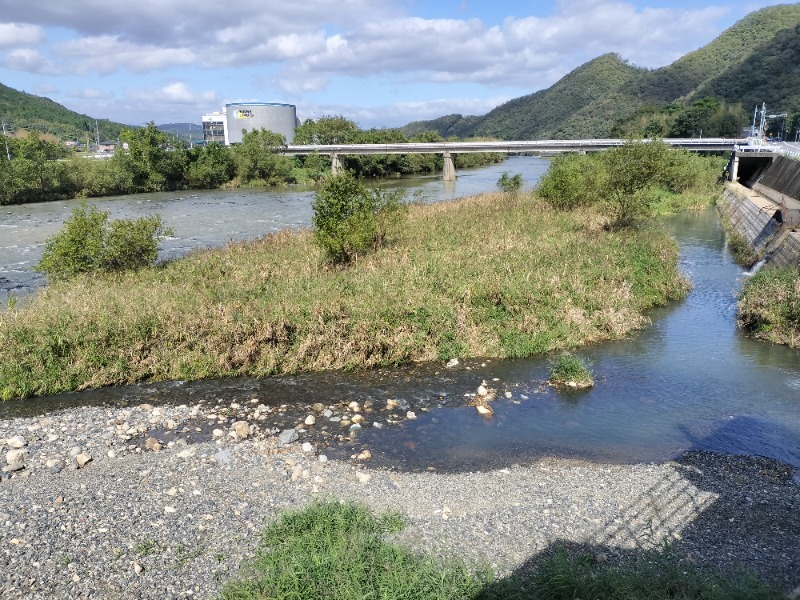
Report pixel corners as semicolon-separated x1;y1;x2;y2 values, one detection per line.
0;0;789;129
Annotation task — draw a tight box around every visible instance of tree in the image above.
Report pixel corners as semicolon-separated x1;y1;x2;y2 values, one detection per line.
115;122;188;192
600;140;671;227
233;129;292;185
294;116;359;145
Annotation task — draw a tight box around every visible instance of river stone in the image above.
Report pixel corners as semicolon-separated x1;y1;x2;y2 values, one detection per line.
406;411;417;420
46;459;65;473
278;429;298;445
232;421;250;439
76;453;92;468
6;449;25;465
304;415;316;426
2;461;25;473
301;442;314;453
312;403;326;413
6;436;26;449
445;358;459;368
145;437;162;452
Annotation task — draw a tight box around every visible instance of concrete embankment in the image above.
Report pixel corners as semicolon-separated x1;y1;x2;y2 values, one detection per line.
720;153;800;267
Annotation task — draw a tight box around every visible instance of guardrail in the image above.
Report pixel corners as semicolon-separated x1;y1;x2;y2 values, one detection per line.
283;138;746;156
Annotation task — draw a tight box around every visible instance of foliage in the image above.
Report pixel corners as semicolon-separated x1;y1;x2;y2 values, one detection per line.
537;142;724;227
293;115;360;145
221;501;484;600
186;143;235;189
536;153;604;211
737;265;800;348
548;353;594;388
115;122;187;192
34;202;172;281
311;171;407;264
497;172;523;194
232;128;291;185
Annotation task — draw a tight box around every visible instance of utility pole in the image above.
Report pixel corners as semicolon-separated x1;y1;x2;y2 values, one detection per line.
1;119;11;161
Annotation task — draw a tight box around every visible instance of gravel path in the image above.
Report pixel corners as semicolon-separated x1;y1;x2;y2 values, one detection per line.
1;399;798;599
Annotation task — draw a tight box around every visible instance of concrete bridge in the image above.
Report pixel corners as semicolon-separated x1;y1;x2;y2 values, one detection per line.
283;138;745;181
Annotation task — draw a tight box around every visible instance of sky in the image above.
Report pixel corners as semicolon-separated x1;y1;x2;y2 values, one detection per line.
0;0;790;130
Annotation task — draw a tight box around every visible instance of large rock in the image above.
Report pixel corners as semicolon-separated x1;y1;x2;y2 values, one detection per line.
6;436;26;449
232;421;250;439
6;449;25;466
278;429;298;445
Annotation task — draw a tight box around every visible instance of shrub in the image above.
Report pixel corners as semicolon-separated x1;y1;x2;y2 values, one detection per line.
537;153;604;211
35;202;173;281
312;171;406;264
497;172;523;194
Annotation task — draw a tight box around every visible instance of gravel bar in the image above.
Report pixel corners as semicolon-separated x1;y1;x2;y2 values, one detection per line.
1;399;798;599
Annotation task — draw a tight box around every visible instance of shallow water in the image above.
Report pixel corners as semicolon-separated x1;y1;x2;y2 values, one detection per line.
2;157;798;472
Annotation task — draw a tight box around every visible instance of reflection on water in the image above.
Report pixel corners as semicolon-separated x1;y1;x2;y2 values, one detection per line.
2;158;799;472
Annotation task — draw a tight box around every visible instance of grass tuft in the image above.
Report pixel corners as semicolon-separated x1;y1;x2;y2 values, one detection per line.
548;353;594;388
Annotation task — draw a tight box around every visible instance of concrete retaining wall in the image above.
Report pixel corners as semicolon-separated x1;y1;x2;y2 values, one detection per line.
718;184;785;256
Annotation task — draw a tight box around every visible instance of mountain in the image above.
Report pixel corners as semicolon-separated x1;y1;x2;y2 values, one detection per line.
401;4;800;140
0;82;129;141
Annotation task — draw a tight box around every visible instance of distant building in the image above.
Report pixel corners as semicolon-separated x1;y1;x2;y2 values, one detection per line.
202;103;299;145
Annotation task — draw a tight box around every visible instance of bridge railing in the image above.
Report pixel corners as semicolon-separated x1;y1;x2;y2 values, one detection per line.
283;138;746;156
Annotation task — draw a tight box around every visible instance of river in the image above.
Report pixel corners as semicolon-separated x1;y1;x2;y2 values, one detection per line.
1;156;798;472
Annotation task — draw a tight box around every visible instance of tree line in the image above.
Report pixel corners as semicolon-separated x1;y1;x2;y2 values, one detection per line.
0;117;504;206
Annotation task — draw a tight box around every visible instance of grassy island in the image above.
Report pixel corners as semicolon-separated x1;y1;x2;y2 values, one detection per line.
1;189;691;401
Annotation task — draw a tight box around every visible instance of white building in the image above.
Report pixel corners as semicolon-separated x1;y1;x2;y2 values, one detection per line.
202;103;299;145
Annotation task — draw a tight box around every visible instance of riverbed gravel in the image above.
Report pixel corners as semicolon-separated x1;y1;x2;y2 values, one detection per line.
1;399;798;599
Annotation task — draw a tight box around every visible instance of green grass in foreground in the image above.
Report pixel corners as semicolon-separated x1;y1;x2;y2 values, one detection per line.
737;265;800;348
1;192;691;400
220;501;784;600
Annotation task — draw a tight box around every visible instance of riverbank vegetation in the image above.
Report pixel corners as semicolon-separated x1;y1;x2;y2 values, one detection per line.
737;266;800;349
536;141;727;227
0;118;504;206
220;500;783;600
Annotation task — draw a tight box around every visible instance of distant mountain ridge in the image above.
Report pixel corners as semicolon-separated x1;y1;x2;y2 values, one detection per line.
401;4;800;140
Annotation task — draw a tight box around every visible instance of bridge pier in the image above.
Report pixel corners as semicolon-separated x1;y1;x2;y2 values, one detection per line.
442;151;456;181
729;152;739;182
331;153;343;175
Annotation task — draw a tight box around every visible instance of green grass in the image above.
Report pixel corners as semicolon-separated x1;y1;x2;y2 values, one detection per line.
737;265;800;348
220;501;785;600
220;501;486;600
1;192;690;401
547;353;594;388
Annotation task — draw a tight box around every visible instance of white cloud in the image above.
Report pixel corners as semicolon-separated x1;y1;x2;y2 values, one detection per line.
57;36;197;75
0;23;44;47
128;81;220;106
3;49;57;74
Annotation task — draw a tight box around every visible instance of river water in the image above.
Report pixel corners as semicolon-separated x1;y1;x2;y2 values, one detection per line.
1;156;798;471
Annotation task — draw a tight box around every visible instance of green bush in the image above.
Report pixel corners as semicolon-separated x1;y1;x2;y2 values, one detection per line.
497;172;523;194
312;172;406;264
35;202;173;281
537;153;604;211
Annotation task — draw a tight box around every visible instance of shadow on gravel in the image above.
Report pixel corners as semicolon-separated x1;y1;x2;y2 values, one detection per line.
473;418;800;598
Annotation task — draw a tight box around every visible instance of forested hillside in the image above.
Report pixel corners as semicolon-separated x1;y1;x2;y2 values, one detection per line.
0;82;127;141
401;4;800;140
